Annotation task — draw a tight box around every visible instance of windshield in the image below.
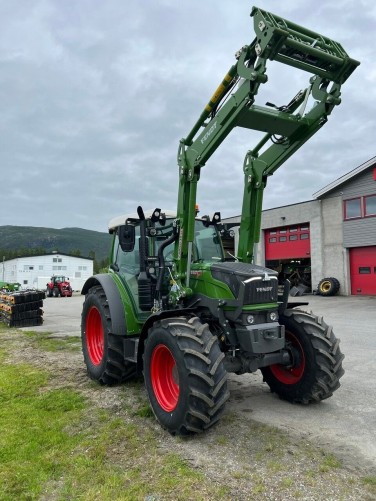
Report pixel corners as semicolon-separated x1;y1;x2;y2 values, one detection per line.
155;219;224;263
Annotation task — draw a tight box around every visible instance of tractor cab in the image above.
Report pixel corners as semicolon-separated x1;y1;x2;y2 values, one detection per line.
108;208;225;314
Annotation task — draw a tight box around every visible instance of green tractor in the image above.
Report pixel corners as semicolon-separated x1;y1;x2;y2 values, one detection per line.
81;6;359;435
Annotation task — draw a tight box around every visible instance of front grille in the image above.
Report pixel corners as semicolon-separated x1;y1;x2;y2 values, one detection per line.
243;278;278;304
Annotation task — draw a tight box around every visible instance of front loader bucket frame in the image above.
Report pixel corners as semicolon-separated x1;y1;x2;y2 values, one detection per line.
251;7;358;84
174;5;359;296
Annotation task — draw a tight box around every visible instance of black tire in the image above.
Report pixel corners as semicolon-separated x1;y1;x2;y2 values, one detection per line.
317;277;340;296
261;309;344;403
143;316;229;435
81;285;137;384
53;287;60;297
46;287;53;297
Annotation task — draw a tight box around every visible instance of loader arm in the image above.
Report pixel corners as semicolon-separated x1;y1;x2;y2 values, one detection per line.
174;6;359;296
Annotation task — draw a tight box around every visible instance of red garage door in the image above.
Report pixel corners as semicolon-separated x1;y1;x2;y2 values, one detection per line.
265;224;310;260
350;246;376;295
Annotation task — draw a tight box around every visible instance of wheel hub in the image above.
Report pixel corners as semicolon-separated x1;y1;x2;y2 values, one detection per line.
269;332;305;384
86;306;104;365
150;344;179;412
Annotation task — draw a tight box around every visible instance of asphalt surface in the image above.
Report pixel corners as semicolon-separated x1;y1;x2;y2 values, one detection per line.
26;292;376;472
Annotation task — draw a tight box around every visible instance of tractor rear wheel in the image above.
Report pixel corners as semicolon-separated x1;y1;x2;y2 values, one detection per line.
261;309;344;403
81;285;137;384
144;316;229;435
46;287;53;297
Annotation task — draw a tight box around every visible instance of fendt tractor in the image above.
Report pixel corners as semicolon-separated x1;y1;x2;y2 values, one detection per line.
81;7;359;435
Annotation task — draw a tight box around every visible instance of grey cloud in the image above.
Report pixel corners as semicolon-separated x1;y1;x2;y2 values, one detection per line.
0;0;374;231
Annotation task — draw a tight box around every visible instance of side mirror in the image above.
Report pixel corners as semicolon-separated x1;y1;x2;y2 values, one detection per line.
119;224;135;252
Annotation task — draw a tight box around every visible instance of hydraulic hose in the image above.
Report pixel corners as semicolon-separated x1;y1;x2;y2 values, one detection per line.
155;230;178;299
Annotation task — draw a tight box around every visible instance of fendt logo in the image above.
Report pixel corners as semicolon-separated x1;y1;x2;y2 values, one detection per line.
200;122;217;144
256;287;273;292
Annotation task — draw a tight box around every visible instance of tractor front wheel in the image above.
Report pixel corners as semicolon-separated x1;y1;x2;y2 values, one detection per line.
261;309;344;403
144;316;229;435
81;285;137;384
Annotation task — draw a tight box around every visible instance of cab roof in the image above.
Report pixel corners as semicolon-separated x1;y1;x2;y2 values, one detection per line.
108;209;176;231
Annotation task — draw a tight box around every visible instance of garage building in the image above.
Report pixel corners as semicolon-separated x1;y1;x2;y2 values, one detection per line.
223;156;376;296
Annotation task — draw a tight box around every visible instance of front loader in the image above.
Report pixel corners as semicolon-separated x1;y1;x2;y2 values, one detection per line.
81;6;359;435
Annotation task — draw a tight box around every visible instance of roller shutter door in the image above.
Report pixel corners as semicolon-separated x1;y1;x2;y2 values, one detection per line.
350;246;376;295
265;224;310;260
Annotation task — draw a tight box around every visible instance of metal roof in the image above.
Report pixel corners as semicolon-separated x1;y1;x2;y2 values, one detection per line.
313;156;376;199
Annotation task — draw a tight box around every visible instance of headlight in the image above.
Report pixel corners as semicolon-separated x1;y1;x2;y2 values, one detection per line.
269;311;278;322
247;314;255;325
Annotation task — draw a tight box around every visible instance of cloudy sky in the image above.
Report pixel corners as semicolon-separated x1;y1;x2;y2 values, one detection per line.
1;0;375;232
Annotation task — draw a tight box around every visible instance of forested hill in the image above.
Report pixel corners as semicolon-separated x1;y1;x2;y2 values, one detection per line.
0;226;111;263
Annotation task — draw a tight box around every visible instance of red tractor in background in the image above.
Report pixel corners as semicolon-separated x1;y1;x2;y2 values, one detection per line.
46;276;73;297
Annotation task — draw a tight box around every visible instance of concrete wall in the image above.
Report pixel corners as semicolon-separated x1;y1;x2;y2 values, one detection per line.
320;196;349;295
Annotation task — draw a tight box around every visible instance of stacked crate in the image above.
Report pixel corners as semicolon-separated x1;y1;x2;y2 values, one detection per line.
0;290;45;327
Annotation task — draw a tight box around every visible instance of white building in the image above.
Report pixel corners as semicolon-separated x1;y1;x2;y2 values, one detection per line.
1;252;93;291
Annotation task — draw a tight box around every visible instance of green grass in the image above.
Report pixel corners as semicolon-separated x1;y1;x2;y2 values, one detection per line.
0;346;220;501
0;351;85;500
362;475;376;495
22;330;81;352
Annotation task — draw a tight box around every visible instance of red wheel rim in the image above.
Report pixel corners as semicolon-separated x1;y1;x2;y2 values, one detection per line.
270;331;305;384
150;344;179;412
86;306;104;365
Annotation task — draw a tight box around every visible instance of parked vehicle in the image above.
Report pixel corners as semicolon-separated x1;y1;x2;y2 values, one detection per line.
46;276;72;297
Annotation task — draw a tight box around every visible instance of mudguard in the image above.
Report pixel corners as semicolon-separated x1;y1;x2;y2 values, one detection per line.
81;274;126;336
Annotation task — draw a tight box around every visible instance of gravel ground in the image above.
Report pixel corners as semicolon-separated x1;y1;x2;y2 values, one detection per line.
2;324;375;501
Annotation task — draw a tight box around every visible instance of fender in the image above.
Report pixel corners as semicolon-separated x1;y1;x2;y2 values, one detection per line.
82;274;126;336
137;307;196;370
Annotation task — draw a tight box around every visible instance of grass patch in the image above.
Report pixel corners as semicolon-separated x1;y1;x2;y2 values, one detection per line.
134;403;154;418
0;355;85;500
0;343;222;501
362;475;376;495
319;453;342;472
22;330;81;352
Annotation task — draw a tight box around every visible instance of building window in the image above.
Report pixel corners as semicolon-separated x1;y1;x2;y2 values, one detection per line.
365;195;376;216
300;225;309;231
23;265;34;271
53;257;62;263
359;267;371;274
289;227;297;232
289;235;298;241
23;280;28;285
279;229;287;234
39;265;43;270
300;234;309;240
344;198;362;219
269;237;277;243
279;236;287;242
75;272;81;278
